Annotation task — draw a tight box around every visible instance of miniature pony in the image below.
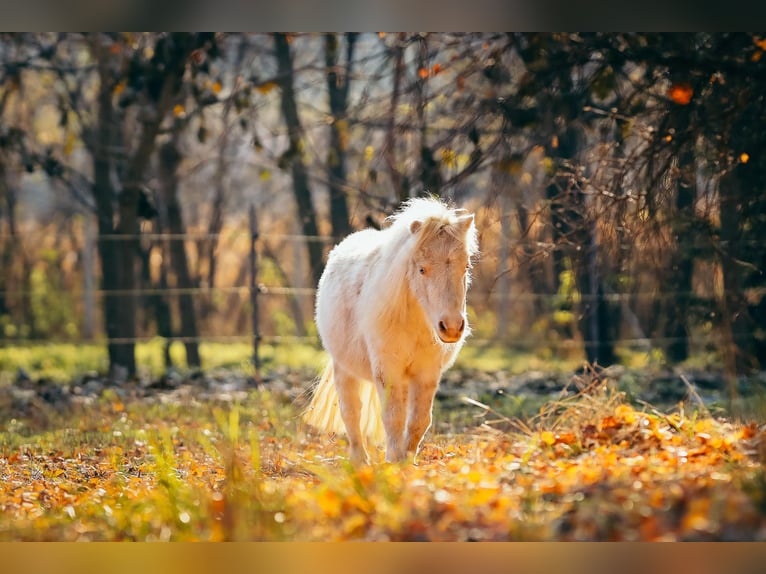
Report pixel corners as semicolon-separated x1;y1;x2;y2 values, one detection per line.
304;197;479;464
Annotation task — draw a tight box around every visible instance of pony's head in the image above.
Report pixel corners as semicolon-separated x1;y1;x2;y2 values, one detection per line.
392;198;479;344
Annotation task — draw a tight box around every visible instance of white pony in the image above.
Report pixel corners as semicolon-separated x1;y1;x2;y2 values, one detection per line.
304;197;479;464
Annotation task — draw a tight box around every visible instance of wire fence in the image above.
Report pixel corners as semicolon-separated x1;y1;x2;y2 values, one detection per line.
0;218;744;368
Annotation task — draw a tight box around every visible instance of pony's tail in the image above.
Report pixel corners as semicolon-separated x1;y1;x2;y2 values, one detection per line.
302;361;385;445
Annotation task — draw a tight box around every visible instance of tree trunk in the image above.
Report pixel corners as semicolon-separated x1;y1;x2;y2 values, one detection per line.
90;32;198;378
138;238;174;368
663;59;697;364
0;159;16;322
91;55;134;377
274;33;324;287
158;140;201;368
324;32;356;240
664;150;696;363
719;158;763;375
414;34;442;196
548;126;616;366
719;171;748;402
517;202;552;318
262;244;308;337
385;34;408;204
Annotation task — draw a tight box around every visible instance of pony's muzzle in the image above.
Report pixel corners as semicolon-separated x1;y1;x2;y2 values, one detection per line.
438;317;465;343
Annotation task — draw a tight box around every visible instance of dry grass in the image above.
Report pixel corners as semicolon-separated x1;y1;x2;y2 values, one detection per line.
1;374;765;541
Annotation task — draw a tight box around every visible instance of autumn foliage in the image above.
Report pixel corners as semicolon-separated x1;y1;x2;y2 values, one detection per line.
1;378;765;541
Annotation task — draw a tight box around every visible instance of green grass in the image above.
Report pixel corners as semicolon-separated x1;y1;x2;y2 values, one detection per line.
0;340;327;383
0;340;590;383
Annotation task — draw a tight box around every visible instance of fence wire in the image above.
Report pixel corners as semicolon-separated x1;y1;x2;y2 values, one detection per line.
0;228;754;358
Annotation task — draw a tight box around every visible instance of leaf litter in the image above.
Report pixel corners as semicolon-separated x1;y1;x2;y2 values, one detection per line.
1;368;765;541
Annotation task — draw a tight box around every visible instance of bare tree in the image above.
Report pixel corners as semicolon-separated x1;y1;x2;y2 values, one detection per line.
274;33;324;287
324;32;356;240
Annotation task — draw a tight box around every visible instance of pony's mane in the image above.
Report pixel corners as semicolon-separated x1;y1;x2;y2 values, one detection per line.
387;197;479;257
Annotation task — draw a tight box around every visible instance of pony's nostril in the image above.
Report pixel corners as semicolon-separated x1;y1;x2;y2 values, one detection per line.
439;321;447;332
459;319;465;332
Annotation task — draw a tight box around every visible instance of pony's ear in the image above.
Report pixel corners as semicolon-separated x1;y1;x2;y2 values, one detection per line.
410;220;422;234
456;213;474;232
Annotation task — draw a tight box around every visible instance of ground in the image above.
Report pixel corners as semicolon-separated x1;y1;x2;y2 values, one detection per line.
1;362;765;541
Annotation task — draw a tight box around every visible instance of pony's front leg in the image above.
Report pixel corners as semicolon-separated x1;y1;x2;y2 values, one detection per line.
335;367;369;465
376;378;408;463
405;377;439;461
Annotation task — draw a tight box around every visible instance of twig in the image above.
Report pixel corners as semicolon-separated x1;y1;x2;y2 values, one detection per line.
678;372;711;417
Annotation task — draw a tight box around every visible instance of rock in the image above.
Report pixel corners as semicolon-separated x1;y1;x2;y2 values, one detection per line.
15;367;32;387
83;379;104;396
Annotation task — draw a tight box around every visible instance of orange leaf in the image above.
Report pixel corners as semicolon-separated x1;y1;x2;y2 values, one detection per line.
555;432;577;446
755;37;766;51
113;81;126;97
740;422;757;438
173;104;185;117
600;415;621;431
740;152;750;164
418;67;429;79
256;81;277;94
669;83;693;105
432;63;442;75
212;81;222;94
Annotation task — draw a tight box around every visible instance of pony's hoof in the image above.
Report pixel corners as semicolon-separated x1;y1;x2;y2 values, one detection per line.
384;449;410;464
349;452;370;466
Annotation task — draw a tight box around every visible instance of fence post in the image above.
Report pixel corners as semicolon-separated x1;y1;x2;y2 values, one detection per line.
82;215;96;340
249;204;262;382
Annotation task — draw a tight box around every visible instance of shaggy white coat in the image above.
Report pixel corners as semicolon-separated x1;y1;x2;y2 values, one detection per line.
304;198;479;464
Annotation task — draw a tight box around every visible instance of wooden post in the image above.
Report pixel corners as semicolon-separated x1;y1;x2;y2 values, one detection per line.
249;204;262;382
82;215;96;340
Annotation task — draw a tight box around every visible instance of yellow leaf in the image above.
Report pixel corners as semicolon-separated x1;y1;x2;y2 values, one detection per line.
615;404;636;424
63;132;76;157
440;148;457;168
317;489;342;518
541;431;555;446
342;513;367;536
740;152;750;164
173;104;185;117
259;170;271;181
521;172;533;185
470;488;495;506
364;145;374;162
256;81;277;94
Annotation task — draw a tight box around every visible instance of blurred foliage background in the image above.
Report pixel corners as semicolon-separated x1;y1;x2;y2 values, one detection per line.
0;33;764;381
